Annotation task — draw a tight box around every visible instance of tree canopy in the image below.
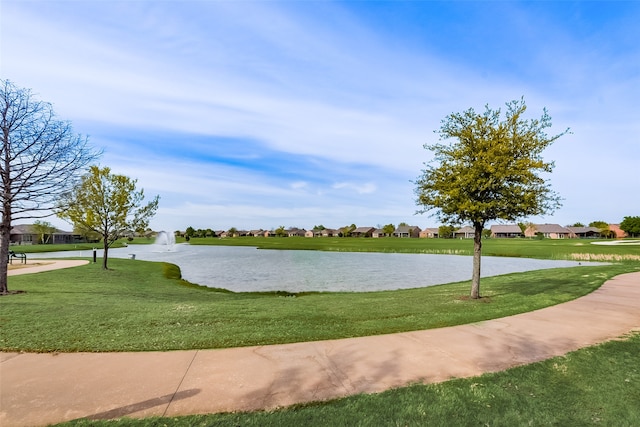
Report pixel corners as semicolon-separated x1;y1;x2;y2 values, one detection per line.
415;99;568;298
620;216;640;237
57;166;159;269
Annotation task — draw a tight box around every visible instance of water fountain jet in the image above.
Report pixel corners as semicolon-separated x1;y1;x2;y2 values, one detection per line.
154;231;176;251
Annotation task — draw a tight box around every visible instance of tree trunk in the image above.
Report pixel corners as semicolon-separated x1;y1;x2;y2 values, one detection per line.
0;218;10;294
102;238;109;270
470;221;484;299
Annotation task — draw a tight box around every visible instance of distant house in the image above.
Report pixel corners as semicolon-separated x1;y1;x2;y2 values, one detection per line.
372;228;387;238
419;228;439;238
453;226;475;239
263;230;276;237
287;228;306;237
490;224;523;238
321;228;338;237
609;224;628;239
567;226;601;239
393;225;421;238
351;227;375;238
248;229;264;237
10;224;82;245
525;224;572;239
305;230;315;238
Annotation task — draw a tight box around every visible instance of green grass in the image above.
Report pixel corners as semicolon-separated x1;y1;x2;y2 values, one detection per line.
4;238;640;425
184;235;640;261
58;332;640;426
8;241;127;253
1;257;638;352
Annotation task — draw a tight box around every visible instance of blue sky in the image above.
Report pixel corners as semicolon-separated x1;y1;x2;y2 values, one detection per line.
2;1;638;232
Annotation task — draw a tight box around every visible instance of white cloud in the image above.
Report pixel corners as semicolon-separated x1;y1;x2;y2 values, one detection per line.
2;1;639;231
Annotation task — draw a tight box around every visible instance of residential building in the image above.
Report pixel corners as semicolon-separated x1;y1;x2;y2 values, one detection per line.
419;228;440;238
9;224;82;245
490;224;523;238
453;226;475;239
393;225;421;238
351;227;375;238
567;226;601;239
525;224;572;239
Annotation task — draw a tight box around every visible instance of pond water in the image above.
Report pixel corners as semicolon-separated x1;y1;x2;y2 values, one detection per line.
28;244;596;293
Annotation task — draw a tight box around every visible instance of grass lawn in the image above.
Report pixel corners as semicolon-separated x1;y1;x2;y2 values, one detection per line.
1;239;639;351
183;235;640;262
2;238;639;425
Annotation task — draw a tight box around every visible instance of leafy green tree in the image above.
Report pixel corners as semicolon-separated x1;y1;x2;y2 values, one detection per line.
382;224;395;236
227;227;238;237
415;99;567;298
57;166;159;269
275;226;286;237
570;222;585;227
185;226;195;238
313;225;326;231
589;221;612;238
0;80;100;294
74;223;101;243
438;225;456;239
31;220;56;244
620;216;640;237
341;224;356;237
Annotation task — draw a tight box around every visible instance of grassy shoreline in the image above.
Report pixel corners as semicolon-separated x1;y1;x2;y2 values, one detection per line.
3;238;639;425
1;239;638;352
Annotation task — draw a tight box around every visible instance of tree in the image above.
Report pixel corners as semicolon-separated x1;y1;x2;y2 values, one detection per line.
57;166;159;270
415;99;567;298
185;226;195;238
382;223;395;236
31;220;56;244
589;221;612;238
0;80;100;294
438;225;456;239
620;216;640;237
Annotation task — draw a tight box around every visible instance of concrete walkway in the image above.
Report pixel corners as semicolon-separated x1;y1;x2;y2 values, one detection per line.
1;270;639;427
6;259;89;276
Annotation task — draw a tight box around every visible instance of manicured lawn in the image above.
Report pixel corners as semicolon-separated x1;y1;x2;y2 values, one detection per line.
185;236;640;262
1;257;637;352
58;332;640;426
3;238;639;425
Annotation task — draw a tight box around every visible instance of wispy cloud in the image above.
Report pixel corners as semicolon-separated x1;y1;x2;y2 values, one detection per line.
2;1;638;231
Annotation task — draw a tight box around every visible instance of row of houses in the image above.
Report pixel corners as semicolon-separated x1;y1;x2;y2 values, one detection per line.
9;222;627;245
216;223;627;239
211;225;425;239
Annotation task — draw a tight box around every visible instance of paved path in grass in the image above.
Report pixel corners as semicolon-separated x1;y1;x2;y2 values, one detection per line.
6;259;89;276
1;268;639;427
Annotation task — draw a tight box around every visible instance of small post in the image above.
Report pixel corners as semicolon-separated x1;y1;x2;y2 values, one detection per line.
93;248;97;263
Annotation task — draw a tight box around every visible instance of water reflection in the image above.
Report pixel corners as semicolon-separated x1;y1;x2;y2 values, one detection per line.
27;244;595;293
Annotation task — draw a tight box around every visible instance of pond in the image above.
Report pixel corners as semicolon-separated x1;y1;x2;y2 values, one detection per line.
27;244;596;293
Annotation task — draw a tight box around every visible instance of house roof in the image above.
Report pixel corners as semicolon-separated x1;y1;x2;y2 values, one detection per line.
10;224;71;234
567;226;601;234
532;224;571;234
352;227;375;233
491;225;522;233
455;226;475;233
394;225;421;233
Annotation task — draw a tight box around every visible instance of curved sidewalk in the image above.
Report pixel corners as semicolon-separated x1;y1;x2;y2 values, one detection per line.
7;259;89;276
1;272;639;427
